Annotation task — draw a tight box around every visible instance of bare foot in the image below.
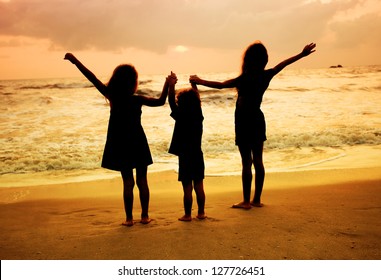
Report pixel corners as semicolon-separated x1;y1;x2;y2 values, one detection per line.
140;217;152;224
232;202;252;209
178;215;192;222
196;213;207;220
122;219;134;227
250;201;264;207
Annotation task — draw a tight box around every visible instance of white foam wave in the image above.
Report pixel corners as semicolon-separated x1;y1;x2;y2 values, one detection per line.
1;66;380;177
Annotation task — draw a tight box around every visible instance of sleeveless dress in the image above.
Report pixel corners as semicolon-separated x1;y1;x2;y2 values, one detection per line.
234;69;276;146
101;95;153;171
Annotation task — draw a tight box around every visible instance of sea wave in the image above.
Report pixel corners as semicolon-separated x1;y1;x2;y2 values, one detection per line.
0;78;158;92
17;82;93;90
1;126;379;175
1;66;380;176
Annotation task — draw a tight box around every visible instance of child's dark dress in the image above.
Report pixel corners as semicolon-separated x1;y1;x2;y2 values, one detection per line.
234;69;276;146
169;100;204;182
101;95;153;171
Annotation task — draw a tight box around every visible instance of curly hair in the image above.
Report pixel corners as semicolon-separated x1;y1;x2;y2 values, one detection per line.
176;88;201;108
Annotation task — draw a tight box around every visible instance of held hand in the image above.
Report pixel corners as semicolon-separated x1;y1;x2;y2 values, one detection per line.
167;71;177;86
301;43;316;56
189;75;201;84
64;53;77;64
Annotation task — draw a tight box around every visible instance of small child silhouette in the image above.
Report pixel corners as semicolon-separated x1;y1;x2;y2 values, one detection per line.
168;73;206;221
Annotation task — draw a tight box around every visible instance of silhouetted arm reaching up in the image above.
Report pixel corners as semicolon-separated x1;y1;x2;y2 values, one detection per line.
64;53;108;97
168;73;178;112
140;72;177;107
272;43;316;75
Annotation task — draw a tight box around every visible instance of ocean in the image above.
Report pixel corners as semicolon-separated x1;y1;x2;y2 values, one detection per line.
1;65;380;186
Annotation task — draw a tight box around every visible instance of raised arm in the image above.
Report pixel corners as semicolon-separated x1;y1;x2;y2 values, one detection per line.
272;43;316;75
189;75;237;89
141;72;177;107
64;53;107;97
168;73;178;112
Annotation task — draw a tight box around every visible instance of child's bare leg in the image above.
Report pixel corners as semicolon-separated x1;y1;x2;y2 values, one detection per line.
194;179;206;219
121;169;135;225
251;142;265;207
179;181;193;221
136;166;151;224
233;145;252;209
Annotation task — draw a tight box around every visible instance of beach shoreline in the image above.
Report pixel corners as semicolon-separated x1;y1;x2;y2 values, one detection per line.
1;161;380;260
1;144;380;188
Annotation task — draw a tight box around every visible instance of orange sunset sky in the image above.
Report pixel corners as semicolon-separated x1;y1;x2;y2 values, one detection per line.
1;0;381;80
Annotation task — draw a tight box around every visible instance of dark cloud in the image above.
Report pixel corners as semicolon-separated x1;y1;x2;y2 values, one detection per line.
0;0;379;54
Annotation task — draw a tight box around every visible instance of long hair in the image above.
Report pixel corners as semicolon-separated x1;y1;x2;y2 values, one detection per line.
107;64;138;100
241;41;268;74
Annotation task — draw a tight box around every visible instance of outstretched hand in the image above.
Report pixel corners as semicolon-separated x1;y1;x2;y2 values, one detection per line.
302;43;316;56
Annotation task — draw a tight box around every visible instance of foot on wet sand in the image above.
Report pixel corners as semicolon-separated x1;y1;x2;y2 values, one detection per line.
122;219;134;227
196;213;207;220
250;201;264;207
140;217;152;224
232;202;252;209
178;215;192;222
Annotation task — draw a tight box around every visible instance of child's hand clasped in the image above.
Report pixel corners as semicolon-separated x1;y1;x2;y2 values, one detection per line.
189;75;200;84
167;71;178;85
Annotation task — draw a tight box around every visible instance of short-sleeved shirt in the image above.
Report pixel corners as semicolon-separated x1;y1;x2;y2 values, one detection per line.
169;104;204;182
168;105;204;156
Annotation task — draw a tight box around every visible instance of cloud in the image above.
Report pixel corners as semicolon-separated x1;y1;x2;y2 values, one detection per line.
0;0;380;55
331;13;381;47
